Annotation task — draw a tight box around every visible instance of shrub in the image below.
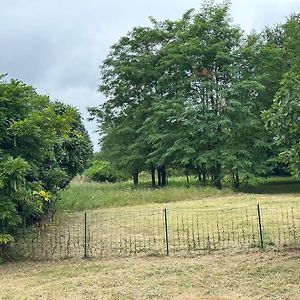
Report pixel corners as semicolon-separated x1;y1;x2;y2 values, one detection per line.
85;160;124;182
0;76;93;250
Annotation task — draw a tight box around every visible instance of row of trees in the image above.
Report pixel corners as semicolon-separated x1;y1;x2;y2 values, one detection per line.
0;76;92;247
90;2;300;188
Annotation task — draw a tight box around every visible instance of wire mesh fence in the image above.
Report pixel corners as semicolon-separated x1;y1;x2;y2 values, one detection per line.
11;203;300;260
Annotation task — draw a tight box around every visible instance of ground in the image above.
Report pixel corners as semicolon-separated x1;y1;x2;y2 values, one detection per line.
1;177;300;299
1;250;299;299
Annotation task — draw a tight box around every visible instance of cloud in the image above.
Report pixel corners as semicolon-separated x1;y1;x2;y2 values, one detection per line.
231;0;300;33
1;0;299;151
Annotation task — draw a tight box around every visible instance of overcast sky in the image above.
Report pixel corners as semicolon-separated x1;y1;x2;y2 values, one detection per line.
1;0;299;150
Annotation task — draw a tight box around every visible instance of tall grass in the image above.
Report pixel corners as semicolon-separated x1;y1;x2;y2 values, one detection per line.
57;176;300;212
57;176;233;212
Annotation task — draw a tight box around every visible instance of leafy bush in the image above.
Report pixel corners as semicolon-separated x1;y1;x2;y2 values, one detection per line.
85;160;125;182
0;76;93;249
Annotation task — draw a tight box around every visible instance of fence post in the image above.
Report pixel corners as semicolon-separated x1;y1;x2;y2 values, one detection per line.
257;204;264;251
83;211;88;258
163;208;169;256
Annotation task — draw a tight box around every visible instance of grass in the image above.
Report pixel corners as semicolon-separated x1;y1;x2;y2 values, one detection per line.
239;176;300;194
13;177;300;260
57;175;300;212
3;176;300;299
1;250;299;299
57;176;234;212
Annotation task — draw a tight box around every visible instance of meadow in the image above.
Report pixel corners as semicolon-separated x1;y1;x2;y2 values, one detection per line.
1;176;300;299
56;175;234;212
56;175;300;212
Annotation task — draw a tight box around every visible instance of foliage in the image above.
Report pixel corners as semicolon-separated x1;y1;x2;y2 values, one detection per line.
264;71;300;176
0;76;93;246
90;1;280;188
263;13;300;176
85;160;125;183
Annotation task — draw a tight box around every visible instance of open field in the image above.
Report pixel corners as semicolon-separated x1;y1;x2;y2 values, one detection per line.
11;178;300;260
1;250;299;300
2;177;300;299
56;176;234;212
57;176;300;212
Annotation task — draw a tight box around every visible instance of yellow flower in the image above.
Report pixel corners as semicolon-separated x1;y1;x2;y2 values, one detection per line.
34;190;51;201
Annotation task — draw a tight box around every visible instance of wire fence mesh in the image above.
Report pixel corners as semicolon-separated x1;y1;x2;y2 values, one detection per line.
11;203;300;260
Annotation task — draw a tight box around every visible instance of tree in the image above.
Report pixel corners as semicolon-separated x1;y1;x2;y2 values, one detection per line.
89;21;170;187
51;101;93;186
264;71;300;176
140;2;270;187
91;2;295;188
263;13;300;176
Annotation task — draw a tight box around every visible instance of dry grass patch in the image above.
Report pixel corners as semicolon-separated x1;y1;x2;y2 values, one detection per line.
1;250;299;300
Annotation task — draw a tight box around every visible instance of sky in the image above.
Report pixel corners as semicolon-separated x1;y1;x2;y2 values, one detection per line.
1;0;300;151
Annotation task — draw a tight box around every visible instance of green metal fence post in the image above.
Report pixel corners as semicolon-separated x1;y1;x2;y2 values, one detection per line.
257;204;264;251
83;211;88;258
163;208;169;256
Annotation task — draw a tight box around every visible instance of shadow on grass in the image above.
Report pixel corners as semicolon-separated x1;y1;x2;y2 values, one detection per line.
239;180;300;194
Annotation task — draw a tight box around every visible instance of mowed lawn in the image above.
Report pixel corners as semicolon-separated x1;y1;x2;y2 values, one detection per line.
1;177;300;299
1;250;299;299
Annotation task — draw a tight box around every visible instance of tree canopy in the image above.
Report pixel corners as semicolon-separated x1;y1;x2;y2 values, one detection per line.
90;2;298;188
263;13;300;176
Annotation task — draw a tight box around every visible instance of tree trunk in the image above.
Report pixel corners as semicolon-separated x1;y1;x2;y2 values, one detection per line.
202;164;207;186
212;163;222;188
197;165;202;184
161;165;166;187
151;163;156;189
186;170;190;188
157;167;162;188
235;172;240;188
210;167;215;185
11;179;17;191
198;172;201;183
132;172;139;189
232;171;240;189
